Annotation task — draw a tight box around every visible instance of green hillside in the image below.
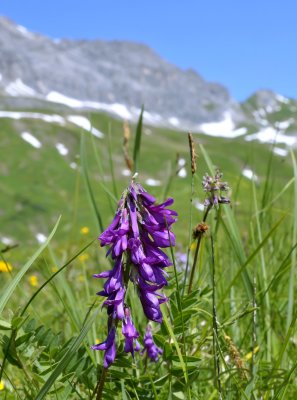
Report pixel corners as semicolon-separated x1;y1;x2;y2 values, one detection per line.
0;102;293;256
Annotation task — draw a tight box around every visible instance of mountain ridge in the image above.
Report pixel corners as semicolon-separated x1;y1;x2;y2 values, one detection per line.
0;15;297;142
0;15;243;128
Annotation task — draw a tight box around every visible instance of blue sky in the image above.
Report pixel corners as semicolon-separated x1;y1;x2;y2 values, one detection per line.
1;0;297;101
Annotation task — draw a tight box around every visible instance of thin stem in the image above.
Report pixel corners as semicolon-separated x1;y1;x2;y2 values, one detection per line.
96;368;108;400
187;206;211;294
211;235;223;399
251;260;257;378
182;174;195;297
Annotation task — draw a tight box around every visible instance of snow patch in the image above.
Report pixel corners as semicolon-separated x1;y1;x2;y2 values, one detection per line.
245;127;296;146
56;143;68;156
36;233;47;243
5;79;36;97
107;104;132;120
233;127;247;135
178;158;186;167
266;104;281;113
168;117;180;127
47;92;87;108
275;119;294;130
67;115;104;138
276;94;289;104
242;168;258;181
16;25;34;38
47;91;167;125
142;110;163;125
0;111;65;124
199;112;247;138
1;237;14;245
21;132;42;148
273;147;288;157
47;91;132;120
145;178;161;187
178;167;187;178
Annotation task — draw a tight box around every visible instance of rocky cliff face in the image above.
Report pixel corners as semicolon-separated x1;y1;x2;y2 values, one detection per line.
0;16;242;127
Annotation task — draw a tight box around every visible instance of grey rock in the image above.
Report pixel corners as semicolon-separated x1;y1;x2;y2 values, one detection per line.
0;16;242;127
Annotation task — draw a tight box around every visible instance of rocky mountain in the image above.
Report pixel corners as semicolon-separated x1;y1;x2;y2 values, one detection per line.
0;16;243;129
1;16;296;249
0;15;297;144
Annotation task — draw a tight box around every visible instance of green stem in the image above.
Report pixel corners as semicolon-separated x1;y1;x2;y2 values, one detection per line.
96;368;108;400
188;206;211;294
182;175;195;297
211;235;223;399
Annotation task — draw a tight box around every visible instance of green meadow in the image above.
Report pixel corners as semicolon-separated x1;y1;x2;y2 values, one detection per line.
0;106;296;399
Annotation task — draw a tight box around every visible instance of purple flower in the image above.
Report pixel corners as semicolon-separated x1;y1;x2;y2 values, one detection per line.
122;307;140;356
175;251;187;272
202;170;230;207
92;328;116;368
92;180;177;367
142;324;163;362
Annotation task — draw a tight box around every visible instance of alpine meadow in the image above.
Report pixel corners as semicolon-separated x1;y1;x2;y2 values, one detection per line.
1;15;297;400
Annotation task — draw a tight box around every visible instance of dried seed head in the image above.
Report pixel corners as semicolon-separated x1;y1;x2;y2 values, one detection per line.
188;133;197;175
193;222;209;239
123;121;133;171
224;335;248;379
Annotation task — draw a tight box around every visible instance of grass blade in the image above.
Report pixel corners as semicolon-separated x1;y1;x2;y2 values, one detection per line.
80;133;104;232
286;149;297;331
0;216;61;315
133;106;144;173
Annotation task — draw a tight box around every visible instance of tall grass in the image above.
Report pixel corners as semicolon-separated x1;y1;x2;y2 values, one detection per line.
0;113;297;399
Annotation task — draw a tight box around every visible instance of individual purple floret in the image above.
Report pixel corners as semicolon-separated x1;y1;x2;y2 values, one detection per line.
92;180;177;367
91;328;116;368
202;170;230;207
122;307;140;356
142;324;163;362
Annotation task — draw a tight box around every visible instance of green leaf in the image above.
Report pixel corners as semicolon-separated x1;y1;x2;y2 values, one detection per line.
35;307;99;400
0;319;11;330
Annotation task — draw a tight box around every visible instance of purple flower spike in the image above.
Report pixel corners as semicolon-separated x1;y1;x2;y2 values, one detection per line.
142;325;163;362
92;328;116;369
93;180;177;367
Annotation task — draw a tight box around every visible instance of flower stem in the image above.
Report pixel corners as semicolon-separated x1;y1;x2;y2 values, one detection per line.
187;206;211;294
96;368;108;400
182;174;195;297
211;235;222;399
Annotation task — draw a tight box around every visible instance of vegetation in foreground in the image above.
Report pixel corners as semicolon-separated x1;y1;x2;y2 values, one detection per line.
1;110;297;399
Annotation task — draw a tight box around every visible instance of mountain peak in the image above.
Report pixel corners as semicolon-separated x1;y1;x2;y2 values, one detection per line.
0;16;241;127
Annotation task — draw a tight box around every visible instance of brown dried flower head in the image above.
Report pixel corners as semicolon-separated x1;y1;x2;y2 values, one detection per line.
193;222;209;239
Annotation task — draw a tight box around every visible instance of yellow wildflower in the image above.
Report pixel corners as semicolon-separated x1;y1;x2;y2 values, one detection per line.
80;226;90;235
95;338;100;344
51;266;58;273
78;274;85;282
0;380;5;390
244;346;259;361
29;275;39;287
78;253;89;262
0;261;12;273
